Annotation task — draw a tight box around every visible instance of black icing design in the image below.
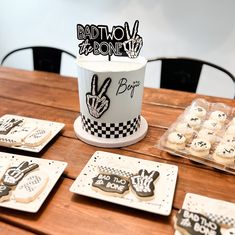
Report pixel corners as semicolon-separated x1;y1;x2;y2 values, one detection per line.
86;75;111;119
130;169;159;198
0;118;23;135
175;209;222;235
77;20;143;59
92;173;129;194
3;161;39;186
0;184;11;200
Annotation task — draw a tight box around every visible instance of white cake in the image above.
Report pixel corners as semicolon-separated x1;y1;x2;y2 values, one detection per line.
76;55;147;145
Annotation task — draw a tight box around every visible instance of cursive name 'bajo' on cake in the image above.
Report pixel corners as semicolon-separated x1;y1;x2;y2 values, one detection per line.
116;78;140;98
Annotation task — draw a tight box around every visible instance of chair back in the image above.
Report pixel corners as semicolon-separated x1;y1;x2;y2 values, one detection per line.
147;57;235;98
1;46;76;74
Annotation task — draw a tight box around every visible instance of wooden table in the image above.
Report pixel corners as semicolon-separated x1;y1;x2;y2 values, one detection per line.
0;66;235;235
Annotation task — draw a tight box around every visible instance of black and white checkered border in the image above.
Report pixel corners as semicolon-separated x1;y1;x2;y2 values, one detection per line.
206;213;235;227
81;114;141;138
98;166;134;178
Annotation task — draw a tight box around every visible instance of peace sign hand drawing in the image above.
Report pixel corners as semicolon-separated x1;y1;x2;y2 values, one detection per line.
3;161;39;186
123;20;143;59
86;75;111;118
130;169;159;197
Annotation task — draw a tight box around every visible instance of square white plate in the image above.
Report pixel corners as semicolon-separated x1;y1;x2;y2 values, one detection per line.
0;114;65;152
175;193;235;235
70;151;178;215
0;152;67;213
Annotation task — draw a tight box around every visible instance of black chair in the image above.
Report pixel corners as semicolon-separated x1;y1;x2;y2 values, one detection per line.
147;57;235;98
1;46;76;74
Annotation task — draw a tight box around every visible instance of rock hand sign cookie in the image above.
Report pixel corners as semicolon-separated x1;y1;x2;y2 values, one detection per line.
86;75;111;118
77;20;143;59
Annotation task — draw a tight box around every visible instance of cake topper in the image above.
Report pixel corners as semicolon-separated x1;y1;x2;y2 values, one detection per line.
77;20;143;60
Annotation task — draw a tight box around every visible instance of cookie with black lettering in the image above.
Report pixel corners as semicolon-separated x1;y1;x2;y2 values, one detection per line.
92;173;129;197
174;209;222;235
130;169;160;200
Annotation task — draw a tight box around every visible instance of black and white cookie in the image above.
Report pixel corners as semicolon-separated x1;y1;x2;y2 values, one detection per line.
0;117;23;135
130;169;160;200
0;184;12;202
92;173;129;196
3;161;39;186
174;209;222;235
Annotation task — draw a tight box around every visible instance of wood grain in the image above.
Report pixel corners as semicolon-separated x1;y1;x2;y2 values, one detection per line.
1;67;235;235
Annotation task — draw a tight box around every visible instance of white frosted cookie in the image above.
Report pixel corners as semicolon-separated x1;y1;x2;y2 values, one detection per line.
190;138;211;157
166;132;186;150
202;120;222;131
230;117;235;126
225;125;235;135
221;135;235;147
186;116;201;130
210;111;227;123
197;129;217;144
23;128;51;147
175;123;194;139
0;122;36;147
0;159;10;181
191;106;207;118
213;144;235;165
14;170;49;203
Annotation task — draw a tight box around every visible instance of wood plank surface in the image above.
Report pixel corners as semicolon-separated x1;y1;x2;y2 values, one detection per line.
0;221;35;235
1;67;235;235
0;178;176;235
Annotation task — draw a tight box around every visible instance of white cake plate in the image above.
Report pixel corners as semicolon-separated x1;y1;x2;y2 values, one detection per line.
74;116;148;148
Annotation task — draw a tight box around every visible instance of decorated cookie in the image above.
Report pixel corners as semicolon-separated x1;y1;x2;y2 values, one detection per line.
23;128;51;147
206;213;235;229
14;170;49;203
98;166;133;179
166;131;186;150
0;184;12;202
92;173;129;196
191;106;207;118
0;159;10;181
203;120;222;131
210;111;227;123
213;144;235;165
222;135;235;147
0;117;23;135
225;125;235;135
190;138;211;157
186;116;202;130
197;129;217;144
175;123;194;139
130;169;160;199
3;161;39;186
174;209;222;235
7;122;36;142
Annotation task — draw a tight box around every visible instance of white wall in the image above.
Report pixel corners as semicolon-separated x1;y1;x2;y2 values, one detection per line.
1;0;235;98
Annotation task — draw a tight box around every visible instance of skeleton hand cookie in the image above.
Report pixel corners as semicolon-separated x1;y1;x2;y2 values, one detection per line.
86;75;111;118
3;161;39;186
130;169;159;198
123;20;143;59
